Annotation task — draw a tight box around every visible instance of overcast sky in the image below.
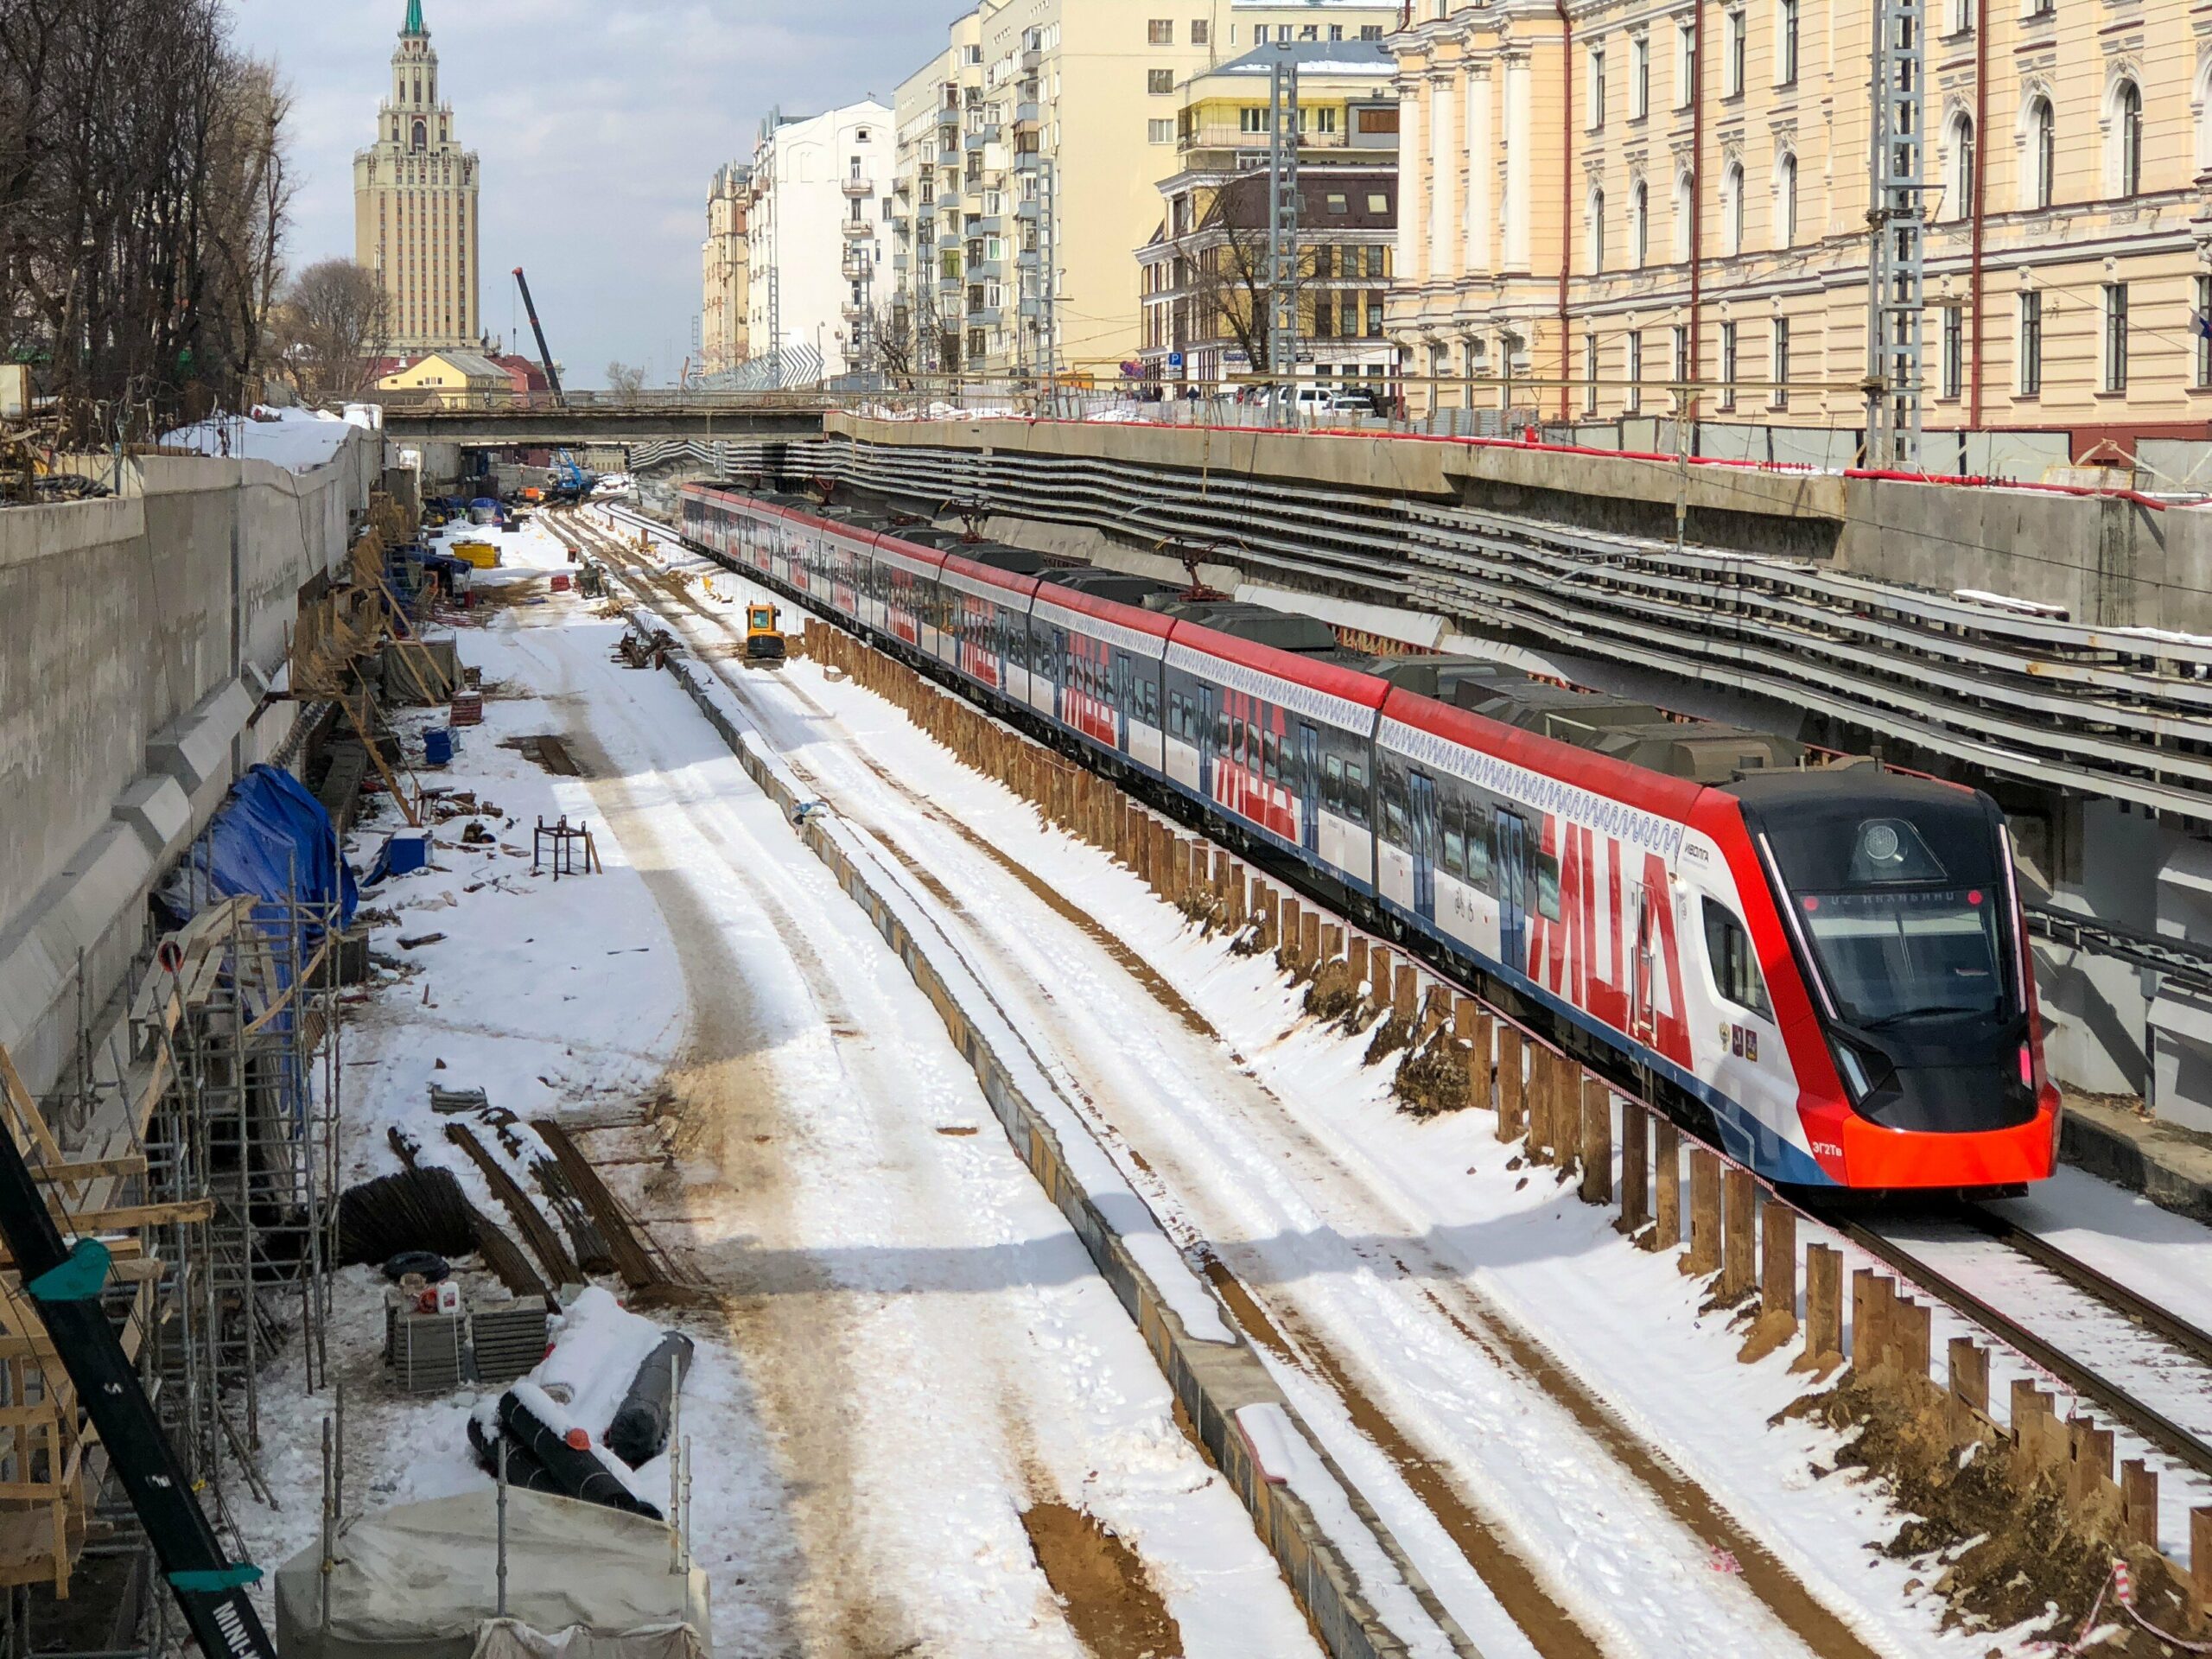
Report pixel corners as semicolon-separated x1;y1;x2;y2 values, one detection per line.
224;0;961;388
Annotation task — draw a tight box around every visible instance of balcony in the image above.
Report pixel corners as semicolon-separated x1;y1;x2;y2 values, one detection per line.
1015;198;1040;224
1022;48;1041;71
841;219;874;239
841;175;875;198
964;123;1001;150
1015;101;1039;129
966;213;1002;236
1016;246;1039;269
1177;124;1361;157
937;105;958;129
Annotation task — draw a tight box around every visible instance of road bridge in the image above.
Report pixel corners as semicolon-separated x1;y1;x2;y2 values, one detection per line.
370;391;834;447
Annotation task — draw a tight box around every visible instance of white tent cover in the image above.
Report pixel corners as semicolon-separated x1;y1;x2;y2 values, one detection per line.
274;1489;709;1659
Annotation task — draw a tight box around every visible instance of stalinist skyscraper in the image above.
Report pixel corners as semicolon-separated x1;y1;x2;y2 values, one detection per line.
353;0;480;351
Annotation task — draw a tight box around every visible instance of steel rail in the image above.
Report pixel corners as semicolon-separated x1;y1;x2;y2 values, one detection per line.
1809;1206;2212;1481
1959;1206;2212;1372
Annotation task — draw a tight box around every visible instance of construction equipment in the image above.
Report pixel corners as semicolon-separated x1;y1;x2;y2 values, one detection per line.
547;448;594;503
0;1055;276;1659
512;266;565;407
744;601;788;668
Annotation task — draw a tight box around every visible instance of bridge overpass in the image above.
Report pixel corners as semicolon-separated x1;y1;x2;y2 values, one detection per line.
371;390;836;448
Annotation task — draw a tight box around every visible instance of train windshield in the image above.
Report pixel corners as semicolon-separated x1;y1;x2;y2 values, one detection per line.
1764;805;2012;1029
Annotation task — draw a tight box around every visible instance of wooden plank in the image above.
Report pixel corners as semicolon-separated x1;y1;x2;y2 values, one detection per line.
35;1157;147;1185
0;1048;76;1202
444;1124;580;1287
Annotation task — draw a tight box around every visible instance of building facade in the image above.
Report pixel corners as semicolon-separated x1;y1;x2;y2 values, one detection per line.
353;0;481;353
885;1;1400;381
745;103;892;384
1139;40;1401;390
702;162;752;377
1389;0;2212;456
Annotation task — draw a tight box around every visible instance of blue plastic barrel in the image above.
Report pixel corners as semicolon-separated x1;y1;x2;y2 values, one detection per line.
423;728;454;768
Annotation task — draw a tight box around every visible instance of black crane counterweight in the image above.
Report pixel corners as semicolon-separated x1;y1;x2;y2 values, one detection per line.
512;266;565;406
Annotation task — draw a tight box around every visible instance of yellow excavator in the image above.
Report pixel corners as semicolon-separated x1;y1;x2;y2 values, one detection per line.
744;601;788;668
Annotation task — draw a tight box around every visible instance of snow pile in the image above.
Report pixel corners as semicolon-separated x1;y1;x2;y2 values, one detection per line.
531;1286;669;1439
161;404;373;470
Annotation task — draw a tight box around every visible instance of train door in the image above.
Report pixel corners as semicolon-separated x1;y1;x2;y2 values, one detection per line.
1630;884;1658;1043
1113;650;1133;753
1493;808;1529;971
1198;685;1217;800
1051;628;1068;723
1298;725;1321;854
1408;773;1439;925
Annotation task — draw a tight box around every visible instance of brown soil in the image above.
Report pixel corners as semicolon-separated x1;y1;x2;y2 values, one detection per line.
1197;1255;1605;1659
1363;1009;1417;1066
1788;1373;2196;1651
1021;1503;1185;1659
1300;957;1368;1026
1395;1025;1472;1118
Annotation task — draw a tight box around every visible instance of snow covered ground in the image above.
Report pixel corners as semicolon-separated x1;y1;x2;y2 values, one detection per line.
227;518;1322;1659
590;504;2182;1659
161;404;377;469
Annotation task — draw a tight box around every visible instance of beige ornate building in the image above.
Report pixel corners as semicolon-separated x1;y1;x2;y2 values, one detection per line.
353;0;480;353
1390;0;2212;460
702;162;751;377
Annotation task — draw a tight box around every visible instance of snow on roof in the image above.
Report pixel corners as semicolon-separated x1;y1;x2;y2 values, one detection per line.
160;405;374;472
1215;40;1395;75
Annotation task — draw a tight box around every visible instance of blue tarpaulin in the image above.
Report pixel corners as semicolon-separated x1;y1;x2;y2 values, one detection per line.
167;765;358;930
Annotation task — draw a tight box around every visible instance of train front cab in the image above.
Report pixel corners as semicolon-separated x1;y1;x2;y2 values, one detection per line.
1718;772;2059;1191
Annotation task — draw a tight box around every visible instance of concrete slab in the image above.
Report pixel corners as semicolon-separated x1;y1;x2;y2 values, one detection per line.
144;678;253;795
111;775;193;861
2062;1093;2212;1225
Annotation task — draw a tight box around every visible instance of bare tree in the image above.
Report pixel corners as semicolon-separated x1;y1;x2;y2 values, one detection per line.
276;259;388;403
1174;218;1323;378
0;0;296;441
606;360;647;401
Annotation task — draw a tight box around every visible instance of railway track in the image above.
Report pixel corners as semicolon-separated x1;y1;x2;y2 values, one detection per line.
586;497;2212;1501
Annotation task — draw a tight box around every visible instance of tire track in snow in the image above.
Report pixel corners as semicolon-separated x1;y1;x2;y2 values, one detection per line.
514;610;1300;1658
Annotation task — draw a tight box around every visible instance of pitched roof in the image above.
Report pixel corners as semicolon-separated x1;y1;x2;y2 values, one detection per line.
403;0;426;37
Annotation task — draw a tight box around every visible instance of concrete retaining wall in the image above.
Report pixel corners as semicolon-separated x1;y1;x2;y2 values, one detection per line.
0;434;380;1096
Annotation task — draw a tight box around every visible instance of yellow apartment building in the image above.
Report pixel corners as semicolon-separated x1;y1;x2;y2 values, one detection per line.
888;1;1401;378
1389;0;2212;463
1138;40;1402;389
701;162;751;377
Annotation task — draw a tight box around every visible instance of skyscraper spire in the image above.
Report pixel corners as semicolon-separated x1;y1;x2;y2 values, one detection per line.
402;0;425;37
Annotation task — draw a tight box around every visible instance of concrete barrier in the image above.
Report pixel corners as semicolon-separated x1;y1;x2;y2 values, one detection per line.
625;606;1468;1659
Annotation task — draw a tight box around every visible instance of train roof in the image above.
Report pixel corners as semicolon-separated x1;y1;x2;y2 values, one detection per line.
1168;618;1391;716
1378;687;1711;826
1723;767;1986;812
941;548;1043;598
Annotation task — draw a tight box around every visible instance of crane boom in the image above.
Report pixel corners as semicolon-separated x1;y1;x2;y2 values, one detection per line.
512;266;565;406
0;1049;274;1659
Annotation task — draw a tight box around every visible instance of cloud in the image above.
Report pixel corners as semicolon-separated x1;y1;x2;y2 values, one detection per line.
226;0;960;387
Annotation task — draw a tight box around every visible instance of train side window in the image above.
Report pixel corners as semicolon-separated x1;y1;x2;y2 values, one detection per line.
1382;787;1408;848
1466;811;1492;891
1231;717;1248;764
1141;678;1159;728
1168;690;1185;737
1535;851;1563;921
1701;899;1772;1019
1324;753;1344;810
1344;761;1368;826
1441;804;1466;877
1262;728;1281;782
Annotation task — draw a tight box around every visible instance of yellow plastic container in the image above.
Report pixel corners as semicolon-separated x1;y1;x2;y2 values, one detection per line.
450;541;502;569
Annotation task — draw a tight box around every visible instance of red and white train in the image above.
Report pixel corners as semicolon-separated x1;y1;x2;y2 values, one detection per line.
679;481;2061;1192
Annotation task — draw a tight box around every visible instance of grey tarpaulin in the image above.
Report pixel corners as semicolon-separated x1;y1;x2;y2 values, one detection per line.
273;1489;709;1659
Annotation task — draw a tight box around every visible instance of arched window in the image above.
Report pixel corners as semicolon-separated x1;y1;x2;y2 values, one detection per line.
1947;114;1975;220
1588;188;1606;270
411;119;426;152
2114;79;2144;196
2030;97;2056;209
1631;181;1649;268
1673;169;1695;261
1722;161;1745;255
1776;152;1798;246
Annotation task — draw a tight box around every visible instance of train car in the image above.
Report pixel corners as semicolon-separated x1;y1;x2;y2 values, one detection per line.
673;480;2058;1194
1160;624;1389;896
1027;584;1171;778
866;534;950;654
938;553;1042;703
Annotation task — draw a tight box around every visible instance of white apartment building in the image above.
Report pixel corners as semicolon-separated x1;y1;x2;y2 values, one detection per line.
886;1;1398;380
744;101;892;384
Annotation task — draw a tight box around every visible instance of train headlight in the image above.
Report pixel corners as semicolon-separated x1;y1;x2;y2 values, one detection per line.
1829;1039;1874;1103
